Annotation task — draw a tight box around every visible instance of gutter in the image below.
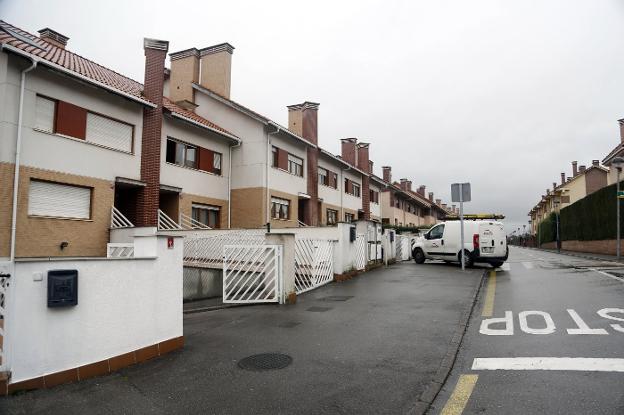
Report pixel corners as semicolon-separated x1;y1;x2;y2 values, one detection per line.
7;46;37;262
1;43;156;109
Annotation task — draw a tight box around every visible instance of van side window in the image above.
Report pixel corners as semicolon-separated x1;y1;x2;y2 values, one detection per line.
429;224;444;239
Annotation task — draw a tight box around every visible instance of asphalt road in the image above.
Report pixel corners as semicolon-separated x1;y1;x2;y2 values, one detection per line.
430;247;624;415
1;260;484;415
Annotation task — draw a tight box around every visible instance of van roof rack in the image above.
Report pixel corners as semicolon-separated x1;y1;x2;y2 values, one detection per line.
445;214;505;220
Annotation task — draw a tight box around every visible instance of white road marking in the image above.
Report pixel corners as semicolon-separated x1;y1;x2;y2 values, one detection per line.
521;261;534;269
472;357;624;372
518;311;556;335
589;268;624;283
566;309;608;335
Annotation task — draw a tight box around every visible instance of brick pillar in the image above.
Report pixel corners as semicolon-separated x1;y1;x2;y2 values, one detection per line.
305;147;320;226
136;38;169;227
341;138;357;165
357;143;370;220
382;166;391;183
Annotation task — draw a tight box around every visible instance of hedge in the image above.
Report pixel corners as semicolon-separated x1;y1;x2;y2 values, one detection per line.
560;182;623;241
537;212;557;244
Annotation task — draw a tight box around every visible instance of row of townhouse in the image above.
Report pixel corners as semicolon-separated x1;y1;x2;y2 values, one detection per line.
528;159;609;234
0;20;451;260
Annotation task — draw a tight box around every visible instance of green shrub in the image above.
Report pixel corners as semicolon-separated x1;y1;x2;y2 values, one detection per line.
537;212;557;244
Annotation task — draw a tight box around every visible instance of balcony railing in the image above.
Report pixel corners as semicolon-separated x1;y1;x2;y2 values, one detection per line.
110;206;134;229
180;213;212;230
158;209;182;230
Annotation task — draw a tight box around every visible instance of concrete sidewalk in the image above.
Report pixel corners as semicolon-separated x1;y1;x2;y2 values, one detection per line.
526;246;624;265
1;261;485;415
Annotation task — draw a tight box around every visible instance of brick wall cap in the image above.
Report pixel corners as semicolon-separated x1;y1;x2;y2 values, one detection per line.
144;38;169;51
199;43;234;56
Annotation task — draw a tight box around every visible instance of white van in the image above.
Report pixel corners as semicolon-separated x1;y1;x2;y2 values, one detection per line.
411;220;508;268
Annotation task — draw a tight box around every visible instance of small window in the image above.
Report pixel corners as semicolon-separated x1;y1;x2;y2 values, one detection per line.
192;203;220;228
271;197;290;220
85;112;133;152
166;138;198;169
352;183;361;198
331;173;338;189
35;95;56;133
213;152;222;175
345;212;355;223
272;146;278;168
327;209;338;225
318;167;328;186
28;180;91;219
288;154;303;176
429;224;445;239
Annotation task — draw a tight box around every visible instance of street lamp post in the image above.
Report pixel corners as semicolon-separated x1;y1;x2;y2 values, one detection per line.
612;157;624;262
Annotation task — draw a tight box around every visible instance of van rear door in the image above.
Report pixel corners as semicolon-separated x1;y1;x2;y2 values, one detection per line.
478;222;507;257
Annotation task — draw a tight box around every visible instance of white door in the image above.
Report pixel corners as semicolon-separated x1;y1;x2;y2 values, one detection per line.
424;224;445;259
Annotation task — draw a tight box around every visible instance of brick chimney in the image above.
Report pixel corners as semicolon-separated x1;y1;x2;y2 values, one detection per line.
288;102;320;145
428;192;434;202
619;119;624;143
341;138;357;165
169;48;200;107
417;185;426;196
198;43;234;99
38;28;69;49
572;161;578;177
435;199;441;205
382;166;392;183
561;172;566;185
406;180;412;192
400;178;408;191
137;38;169;227
442;203;447;210
553;182;557;191
592;159;600;167
357;143;371;220
579;165;586;173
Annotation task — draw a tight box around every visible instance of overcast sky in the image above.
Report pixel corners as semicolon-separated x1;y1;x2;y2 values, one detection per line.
3;0;624;232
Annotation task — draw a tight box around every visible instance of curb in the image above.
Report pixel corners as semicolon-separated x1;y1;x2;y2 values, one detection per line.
521;246;624;265
408;269;488;415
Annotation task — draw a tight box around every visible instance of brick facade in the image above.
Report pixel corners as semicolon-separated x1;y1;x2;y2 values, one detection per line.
137;39;168;227
357;143;370;220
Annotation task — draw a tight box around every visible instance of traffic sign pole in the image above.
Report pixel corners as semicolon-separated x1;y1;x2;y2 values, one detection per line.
459;184;465;271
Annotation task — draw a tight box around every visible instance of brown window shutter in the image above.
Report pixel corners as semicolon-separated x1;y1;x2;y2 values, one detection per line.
277;148;288;170
198;147;214;172
56;101;87;139
345;179;351;194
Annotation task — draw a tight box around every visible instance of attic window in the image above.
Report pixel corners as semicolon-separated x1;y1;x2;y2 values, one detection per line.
1;26;45;50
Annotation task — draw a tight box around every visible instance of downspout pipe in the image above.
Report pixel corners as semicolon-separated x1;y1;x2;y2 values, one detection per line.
227;140;241;228
266;124;281;226
9;50;38;261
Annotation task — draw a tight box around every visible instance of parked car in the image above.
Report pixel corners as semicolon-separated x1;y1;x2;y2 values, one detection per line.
411;220;508;268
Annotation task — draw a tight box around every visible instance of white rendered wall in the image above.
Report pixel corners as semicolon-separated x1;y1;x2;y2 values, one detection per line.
7;235;183;383
318;156;342;207
370;181;381;218
342;169;363;212
269;132;307;195
0;56;143;181
160;117;230;200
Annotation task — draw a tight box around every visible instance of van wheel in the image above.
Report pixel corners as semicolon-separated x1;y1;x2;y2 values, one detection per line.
459;250;474;268
413;248;425;264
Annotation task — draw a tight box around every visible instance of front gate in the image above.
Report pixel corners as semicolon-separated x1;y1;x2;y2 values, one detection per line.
353;234;366;270
223;245;282;303
0;271;9;370
294;239;334;294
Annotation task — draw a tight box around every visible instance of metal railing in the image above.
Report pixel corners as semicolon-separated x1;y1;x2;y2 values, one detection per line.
294;239;334;294
110;206;134;229
297;220;309;227
158;209;182;230
106;243;135;258
223;244;282;303
184;230;265;268
180;213;211;230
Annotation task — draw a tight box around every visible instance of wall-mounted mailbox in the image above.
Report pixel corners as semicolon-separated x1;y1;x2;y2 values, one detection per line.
48;270;78;308
350;226;356;242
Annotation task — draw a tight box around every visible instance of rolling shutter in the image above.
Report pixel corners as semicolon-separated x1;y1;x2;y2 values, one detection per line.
86;113;133;152
35;96;56;132
198;147;214;172
56;101;87;139
28;180;91;219
277;148;288;170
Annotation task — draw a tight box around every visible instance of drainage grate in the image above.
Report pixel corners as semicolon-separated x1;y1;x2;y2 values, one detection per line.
238;353;292;371
306;306;332;312
320;295;353;302
278;321;301;328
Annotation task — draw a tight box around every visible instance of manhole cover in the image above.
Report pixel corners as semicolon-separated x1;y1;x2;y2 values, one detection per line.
238;353;292;371
320;295;353;302
306;306;332;312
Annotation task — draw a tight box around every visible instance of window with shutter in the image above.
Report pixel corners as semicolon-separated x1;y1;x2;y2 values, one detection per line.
56;101;87;139
28;180;91;219
277;148;289;170
85;112;133;152
35;95;56;133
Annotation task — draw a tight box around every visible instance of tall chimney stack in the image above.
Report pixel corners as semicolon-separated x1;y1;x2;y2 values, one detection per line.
619;119;624;143
287;102;320;145
572;161;578;177
38;28;69;49
592;159;600;167
561;172;566;185
199;43;234;99
579;165;586;173
428;192;434;202
400;178;408;191
341;138;357;166
553;182;557;191
137;38;169;227
356;143;371;220
169;48;200;107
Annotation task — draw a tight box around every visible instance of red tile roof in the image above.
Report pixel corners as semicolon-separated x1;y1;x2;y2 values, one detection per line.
163;97;238;139
0;20;236;140
0;20;150;105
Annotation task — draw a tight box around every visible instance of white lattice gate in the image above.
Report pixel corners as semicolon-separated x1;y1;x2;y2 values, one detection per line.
295;239;334;294
223;245;282;303
0;271;9;370
353;234;366;270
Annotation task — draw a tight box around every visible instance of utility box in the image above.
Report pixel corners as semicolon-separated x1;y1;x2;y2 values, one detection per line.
48;270;78;308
